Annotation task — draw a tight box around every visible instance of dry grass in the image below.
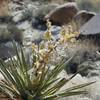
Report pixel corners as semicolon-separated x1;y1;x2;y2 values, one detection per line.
49;38;100;67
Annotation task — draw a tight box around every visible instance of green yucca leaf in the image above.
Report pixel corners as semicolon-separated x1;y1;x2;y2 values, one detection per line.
63;81;95;93
0;60;25;96
41;78;60;93
9;58;26;89
43;78;67;96
44;90;86;100
0;60;18;87
42;57;73;91
0;81;18;95
20;47;32;89
0;85;15;99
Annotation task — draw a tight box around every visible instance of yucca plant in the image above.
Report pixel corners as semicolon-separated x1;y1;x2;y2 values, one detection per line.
0;41;95;100
0;20;94;100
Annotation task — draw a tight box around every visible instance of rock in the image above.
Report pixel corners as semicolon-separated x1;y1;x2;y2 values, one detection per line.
44;25;61;40
78;61;99;76
0;16;13;23
87;70;100;78
79;13;100;35
32;25;61;44
74;10;96;28
0;23;23;44
32;17;47;30
44;2;78;25
77;97;92;100
79;13;100;45
32;4;58;30
64;40;100;76
58;72;100;100
87;77;100;100
7;23;23;44
12;9;32;23
50;25;61;35
0;42;20;60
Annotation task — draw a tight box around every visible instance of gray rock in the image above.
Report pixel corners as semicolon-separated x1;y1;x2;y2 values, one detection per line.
12;9;32;23
48;25;61;40
64;39;100;76
51;25;61;35
0;42;20;60
78;61;99;76
0;23;23;44
87;70;100;78
79;13;100;35
0;16;13;23
78;13;100;46
12;11;24;23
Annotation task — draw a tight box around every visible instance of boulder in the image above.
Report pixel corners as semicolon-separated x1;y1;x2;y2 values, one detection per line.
74;10;96;28
79;13;100;35
32;4;58;30
79;13;100;45
44;2;79;25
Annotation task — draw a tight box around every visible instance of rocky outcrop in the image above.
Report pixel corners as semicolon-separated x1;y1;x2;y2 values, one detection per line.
44;2;78;25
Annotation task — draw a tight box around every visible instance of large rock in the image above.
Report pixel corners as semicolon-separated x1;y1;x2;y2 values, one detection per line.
74;10;96;28
44;2;78;25
79;13;100;35
79;13;100;45
32;4;58;30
